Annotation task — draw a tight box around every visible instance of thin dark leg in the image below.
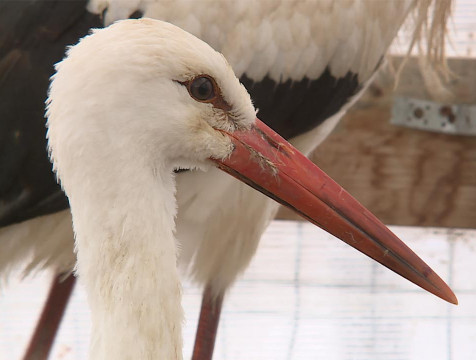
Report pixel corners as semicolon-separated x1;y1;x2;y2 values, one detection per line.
192;285;224;360
22;273;76;360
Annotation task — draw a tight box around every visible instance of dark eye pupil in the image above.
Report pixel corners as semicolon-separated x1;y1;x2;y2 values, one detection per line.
190;77;214;101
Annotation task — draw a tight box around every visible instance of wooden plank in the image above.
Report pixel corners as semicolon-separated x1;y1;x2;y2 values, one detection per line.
4;224;476;359
278;58;476;229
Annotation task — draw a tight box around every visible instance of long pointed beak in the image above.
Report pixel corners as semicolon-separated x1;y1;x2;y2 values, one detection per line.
212;118;457;305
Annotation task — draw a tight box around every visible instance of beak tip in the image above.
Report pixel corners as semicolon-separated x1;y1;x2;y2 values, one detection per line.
429;275;458;305
419;267;458;305
425;267;458;305
447;292;459;305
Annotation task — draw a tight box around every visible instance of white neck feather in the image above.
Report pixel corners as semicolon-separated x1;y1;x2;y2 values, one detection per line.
70;157;183;359
45;19;255;359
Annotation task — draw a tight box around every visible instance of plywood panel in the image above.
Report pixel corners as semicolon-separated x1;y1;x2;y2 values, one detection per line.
278;105;476;228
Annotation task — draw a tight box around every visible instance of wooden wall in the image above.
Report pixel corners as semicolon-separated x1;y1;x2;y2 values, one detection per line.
277;58;476;229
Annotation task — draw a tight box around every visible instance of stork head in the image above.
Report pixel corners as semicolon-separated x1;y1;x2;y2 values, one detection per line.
46;19;457;305
47;18;255;175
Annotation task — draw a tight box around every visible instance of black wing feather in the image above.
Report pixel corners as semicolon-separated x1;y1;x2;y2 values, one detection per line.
0;0;102;227
240;68;361;140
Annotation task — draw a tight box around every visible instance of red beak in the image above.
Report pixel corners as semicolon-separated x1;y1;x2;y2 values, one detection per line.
212;118;457;305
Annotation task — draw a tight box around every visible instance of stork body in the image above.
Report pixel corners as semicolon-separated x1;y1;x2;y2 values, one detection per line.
1;0;416;288
45;18;455;360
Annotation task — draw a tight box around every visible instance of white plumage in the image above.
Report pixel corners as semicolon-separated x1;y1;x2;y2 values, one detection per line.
46;18;256;359
89;0;413;82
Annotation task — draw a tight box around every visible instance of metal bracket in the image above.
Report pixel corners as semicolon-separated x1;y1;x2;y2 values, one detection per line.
391;96;476;136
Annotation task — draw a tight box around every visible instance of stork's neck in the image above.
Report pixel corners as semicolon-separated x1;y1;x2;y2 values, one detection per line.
69;158;183;360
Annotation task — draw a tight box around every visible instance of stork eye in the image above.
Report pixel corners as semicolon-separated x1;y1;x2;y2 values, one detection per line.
189;76;215;101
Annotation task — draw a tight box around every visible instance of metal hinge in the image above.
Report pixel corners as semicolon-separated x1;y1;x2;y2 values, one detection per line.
391;96;476;136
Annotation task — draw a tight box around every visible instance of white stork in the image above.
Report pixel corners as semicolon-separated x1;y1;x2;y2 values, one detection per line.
0;1;453;359
45;18;455;359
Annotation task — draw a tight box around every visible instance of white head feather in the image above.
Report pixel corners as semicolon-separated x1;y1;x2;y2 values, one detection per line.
47;18;255;182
